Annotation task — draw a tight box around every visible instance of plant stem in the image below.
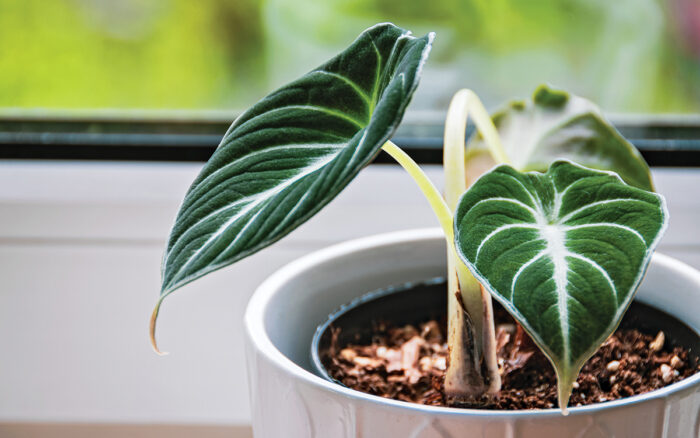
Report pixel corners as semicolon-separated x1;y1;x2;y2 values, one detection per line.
383;89;509;404
381;141;496;402
443;89;502;402
381;141;454;242
455;89;511;166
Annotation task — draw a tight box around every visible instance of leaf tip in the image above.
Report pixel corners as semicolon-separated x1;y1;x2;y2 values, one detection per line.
150;296;169;356
509;100;526;110
556;372;576;416
533;84;569;108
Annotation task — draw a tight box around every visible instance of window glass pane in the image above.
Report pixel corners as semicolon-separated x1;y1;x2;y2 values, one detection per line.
1;0;699;113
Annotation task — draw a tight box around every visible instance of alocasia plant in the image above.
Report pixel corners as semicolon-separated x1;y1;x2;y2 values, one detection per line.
152;23;434;333
464;86;653;191
448;87;668;410
152;23;668;413
454;161;667;411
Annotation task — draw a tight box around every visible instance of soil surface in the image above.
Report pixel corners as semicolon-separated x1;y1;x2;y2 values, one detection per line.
323;311;699;410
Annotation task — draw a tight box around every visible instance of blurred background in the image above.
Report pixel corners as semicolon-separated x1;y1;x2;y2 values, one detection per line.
1;1;699;437
1;0;700;114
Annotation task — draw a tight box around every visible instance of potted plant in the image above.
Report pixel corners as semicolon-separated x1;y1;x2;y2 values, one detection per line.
150;23;700;436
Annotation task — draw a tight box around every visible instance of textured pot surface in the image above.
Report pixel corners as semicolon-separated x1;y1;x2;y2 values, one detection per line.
245;228;700;438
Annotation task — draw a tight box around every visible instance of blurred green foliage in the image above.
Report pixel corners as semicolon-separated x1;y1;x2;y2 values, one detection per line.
1;0;699;113
0;0;265;109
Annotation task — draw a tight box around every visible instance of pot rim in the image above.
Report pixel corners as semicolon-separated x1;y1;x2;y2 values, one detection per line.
245;227;700;418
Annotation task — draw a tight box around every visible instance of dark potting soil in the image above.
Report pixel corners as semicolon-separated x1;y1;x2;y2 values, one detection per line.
323;308;700;410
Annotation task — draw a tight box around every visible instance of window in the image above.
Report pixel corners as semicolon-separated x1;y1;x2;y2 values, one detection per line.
1;0;699;163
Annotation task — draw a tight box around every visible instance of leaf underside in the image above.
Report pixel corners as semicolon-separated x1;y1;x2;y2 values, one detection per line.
454;160;667;408
465;85;654;191
160;23;433;295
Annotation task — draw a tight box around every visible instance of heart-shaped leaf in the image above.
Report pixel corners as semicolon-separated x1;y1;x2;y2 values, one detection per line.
454;160;668;410
465;85;654;191
159;24;433;298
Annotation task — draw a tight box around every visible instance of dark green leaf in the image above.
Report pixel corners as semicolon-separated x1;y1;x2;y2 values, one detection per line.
465;85;654;191
454;160;667;409
160;23;433;295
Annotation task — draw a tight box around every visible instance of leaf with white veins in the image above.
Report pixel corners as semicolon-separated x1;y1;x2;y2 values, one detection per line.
454;160;668;411
154;24;433;346
465;85;653;191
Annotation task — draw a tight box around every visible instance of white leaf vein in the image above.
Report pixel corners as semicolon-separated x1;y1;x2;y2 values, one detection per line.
313;71;371;104
178;143;344;227
565;252;617;301
165;155;335;285
470;197;538;218
559;198;645;223
510;249;548;299
476;223;539;262
563;223;646;244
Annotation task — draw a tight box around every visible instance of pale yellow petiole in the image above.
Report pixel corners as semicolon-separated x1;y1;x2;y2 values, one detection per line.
381;141;454;243
444;89;505;399
383;90;510;403
452;89;511;166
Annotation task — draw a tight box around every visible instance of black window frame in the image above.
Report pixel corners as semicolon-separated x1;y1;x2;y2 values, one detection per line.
1;113;699;166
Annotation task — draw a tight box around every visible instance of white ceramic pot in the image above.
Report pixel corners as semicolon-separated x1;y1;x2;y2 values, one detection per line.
244;228;700;437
